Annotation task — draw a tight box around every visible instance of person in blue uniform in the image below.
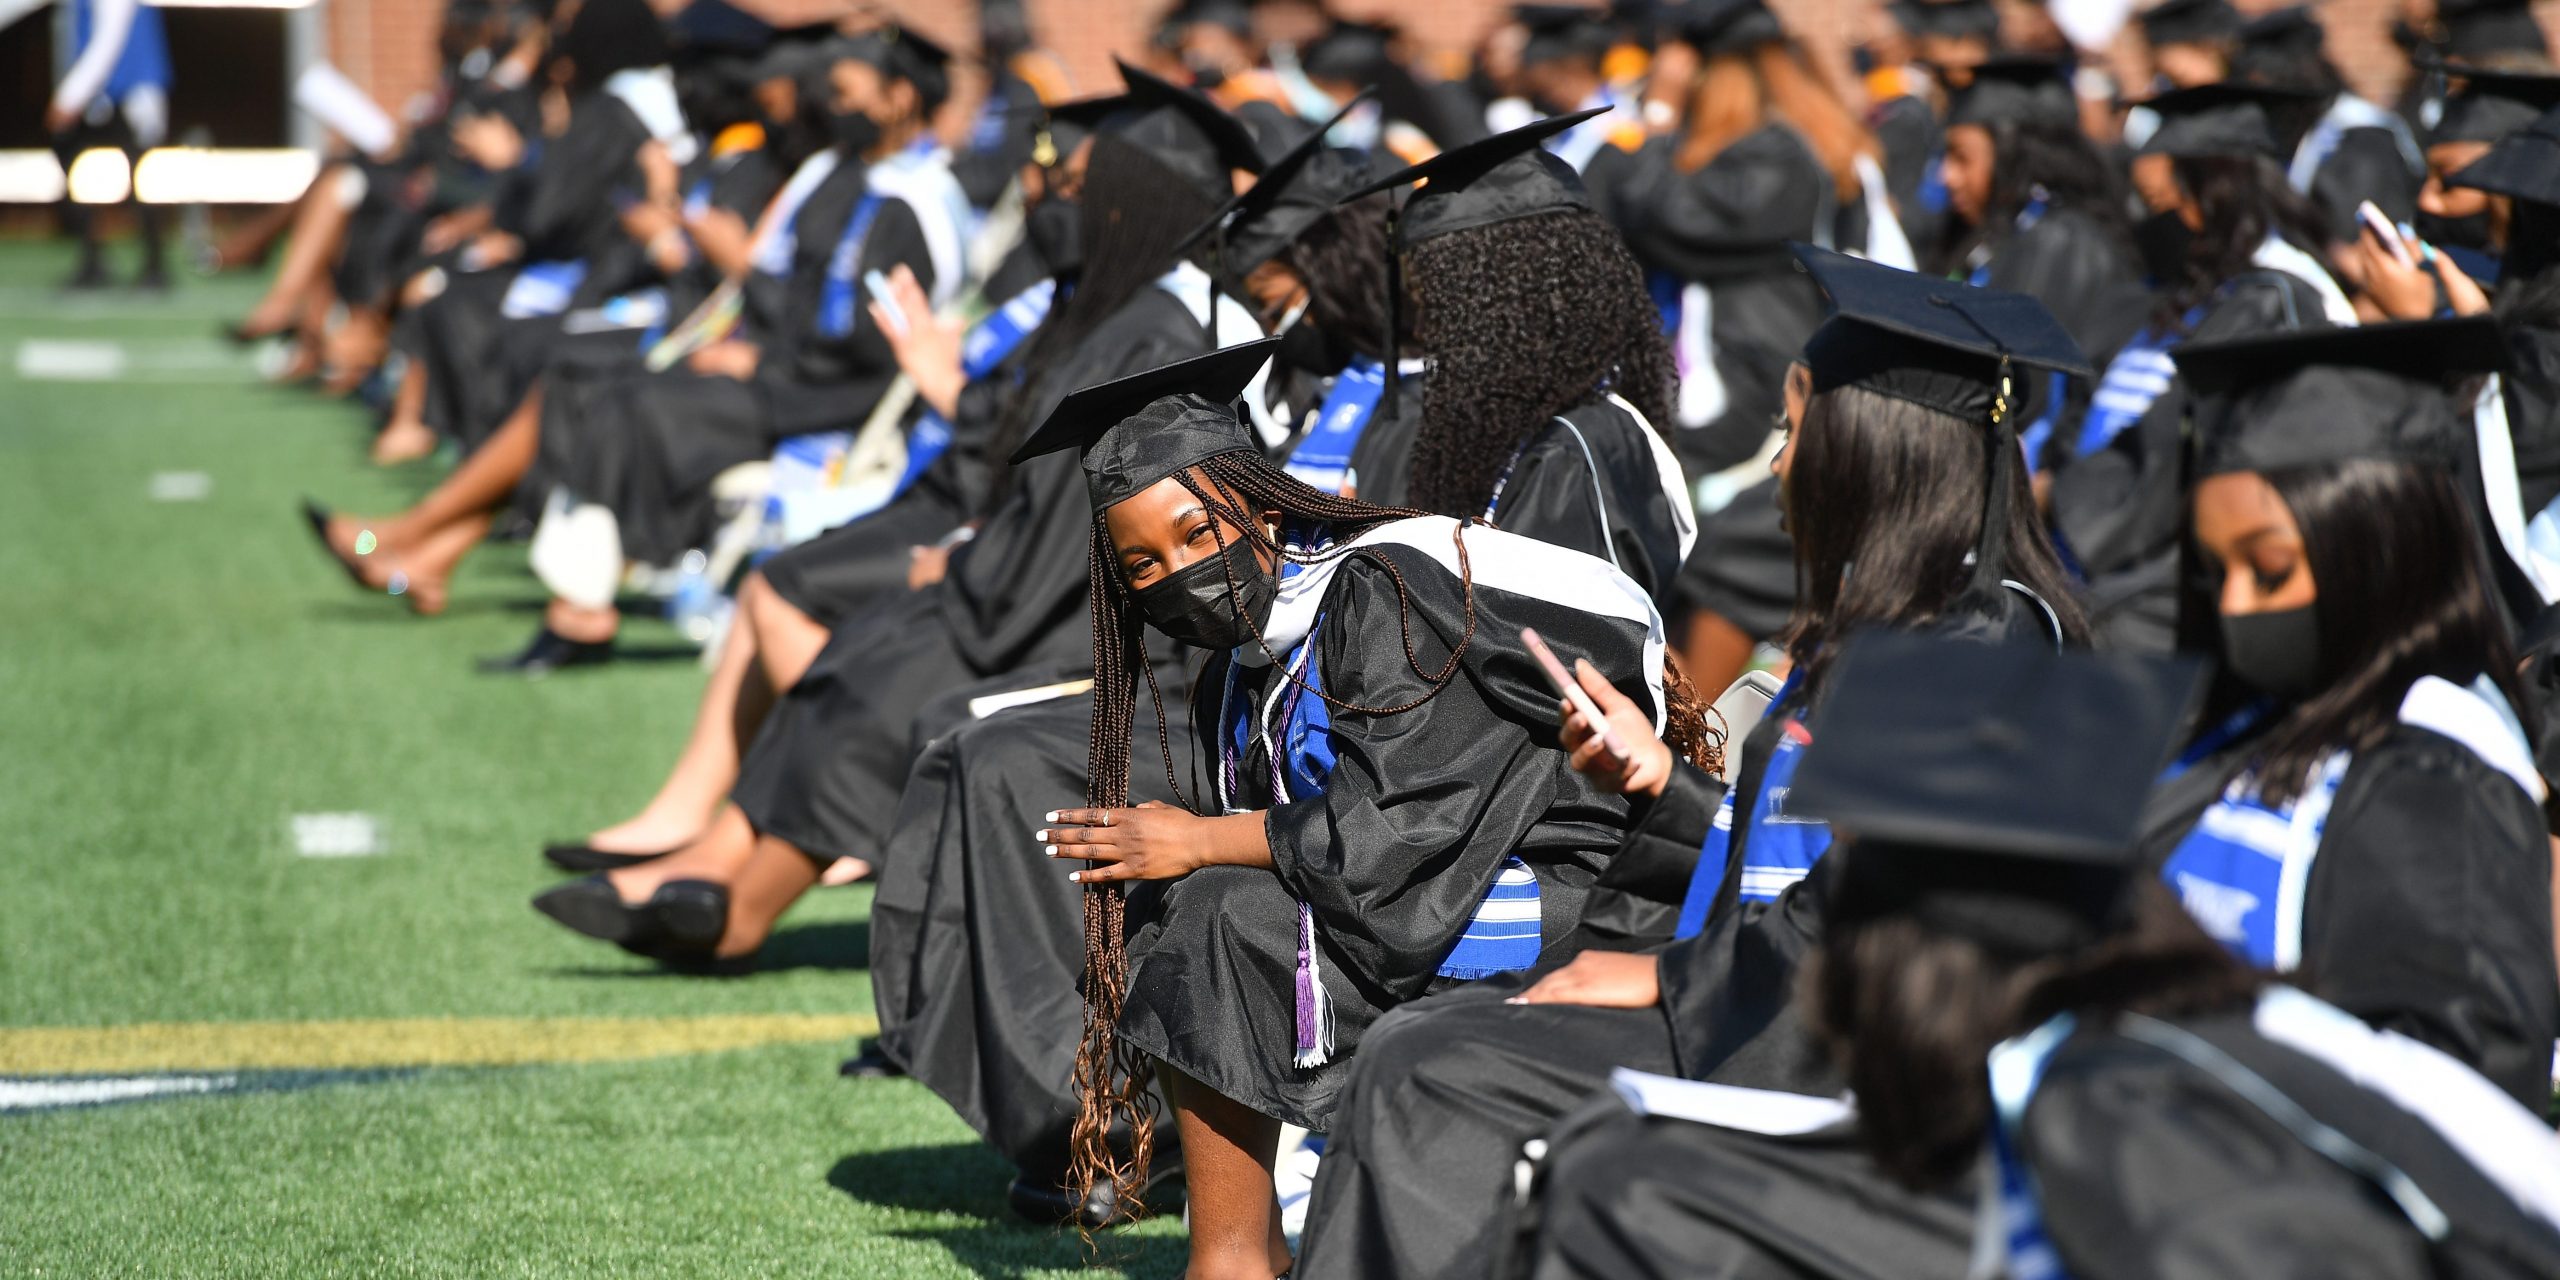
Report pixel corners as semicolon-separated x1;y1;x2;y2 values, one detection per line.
1511;628;2560;1280
0;0;174;289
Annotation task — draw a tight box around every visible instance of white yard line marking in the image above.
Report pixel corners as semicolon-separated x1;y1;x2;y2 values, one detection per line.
291;812;385;858
0;1074;238;1112
15;339;126;380
148;471;212;501
11;337;255;383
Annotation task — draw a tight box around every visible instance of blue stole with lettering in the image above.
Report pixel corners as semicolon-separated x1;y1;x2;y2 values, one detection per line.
1673;668;1831;939
893;277;1057;495
1284;357;1388;494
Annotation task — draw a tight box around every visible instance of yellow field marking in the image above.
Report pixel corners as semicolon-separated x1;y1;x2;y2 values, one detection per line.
0;1013;878;1075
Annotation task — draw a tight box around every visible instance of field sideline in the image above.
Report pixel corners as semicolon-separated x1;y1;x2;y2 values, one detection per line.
0;240;1181;1277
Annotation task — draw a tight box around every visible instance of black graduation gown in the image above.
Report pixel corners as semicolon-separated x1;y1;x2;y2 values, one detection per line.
1976;207;2148;383
2133;722;2560;1110
1118;536;1656;1131
862;375;1439;1182
1494;395;1689;606
1872;94;1946;268
2016;1008;2560;1279
2500;300;2560;519
2050;270;2337;653
2303;122;2422;246
526;161;933;568
725;285;1210;864
1598;130;1832;483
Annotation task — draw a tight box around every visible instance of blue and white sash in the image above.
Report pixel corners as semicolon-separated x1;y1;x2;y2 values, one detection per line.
861;140;972;310
892;277;1057;495
750;149;843;278
2075;318;2188;456
816;194;888;339
1283;357;1388;494
1673;668;1831;936
500;260;591;319
2160;675;2544;970
1226;516;1667;1066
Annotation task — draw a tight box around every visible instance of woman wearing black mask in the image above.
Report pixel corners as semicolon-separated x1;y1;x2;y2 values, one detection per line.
1015;340;1704;1280
2139;316;2560;1110
2047;81;2352;653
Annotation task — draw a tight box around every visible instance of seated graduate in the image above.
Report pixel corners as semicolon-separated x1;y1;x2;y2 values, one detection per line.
526;63;1271;964
2227;5;2425;249
2048;81;2354;654
2406;66;2560;285
857;115;1427;1229
1014;340;1692;1279
1513;633;2560;1280
2145;315;2560;1108
1341;109;1696;604
1291;249;2095;1280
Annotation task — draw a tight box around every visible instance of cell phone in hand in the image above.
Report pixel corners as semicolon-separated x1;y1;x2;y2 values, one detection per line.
864;269;909;335
1522;628;1630;766
2357;201;2414;267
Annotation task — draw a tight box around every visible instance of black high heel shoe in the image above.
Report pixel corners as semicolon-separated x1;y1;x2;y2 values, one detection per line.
478;627;614;677
541;843;676;874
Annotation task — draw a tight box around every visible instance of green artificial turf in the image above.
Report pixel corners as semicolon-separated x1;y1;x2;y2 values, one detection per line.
0;238;1182;1276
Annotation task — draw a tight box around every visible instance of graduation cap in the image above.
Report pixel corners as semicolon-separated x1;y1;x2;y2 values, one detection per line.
1100;59;1269;202
1890;0;1999;42
1792;632;2209;956
2446;102;2560;207
2134;81;2312;158
2237;4;2325;58
2431;64;2560;145
1341;107;1602;243
1670;0;1787;55
1517;5;1616;66
2138;0;2242;46
1024;93;1127;169
1009;339;1281;509
1166;0;1254;38
751;24;838;83
2437;0;2553;61
1178;92;1378;273
1946;57;2077;130
830;27;956;113
1793;244;2090;620
1299;22;1395;84
2173;316;2508;475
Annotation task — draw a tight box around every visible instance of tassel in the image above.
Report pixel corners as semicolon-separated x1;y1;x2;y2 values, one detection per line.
1292;899;1336;1068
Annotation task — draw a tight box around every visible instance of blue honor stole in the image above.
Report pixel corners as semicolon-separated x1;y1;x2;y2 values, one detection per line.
1283;358;1388;495
1673;669;1831;939
893;278;1057;495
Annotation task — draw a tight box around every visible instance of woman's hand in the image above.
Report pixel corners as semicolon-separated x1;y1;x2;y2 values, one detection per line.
868;264;967;417
1505;949;1662;1008
1040;802;1272;883
2428;245;2492;316
2354;226;2438;321
1560;658;1674;799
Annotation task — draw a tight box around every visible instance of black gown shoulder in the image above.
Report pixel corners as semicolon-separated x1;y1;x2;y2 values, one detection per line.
1981;207;2146;371
2306;724;2560;1109
1493;395;1686;604
1609;128;1827;283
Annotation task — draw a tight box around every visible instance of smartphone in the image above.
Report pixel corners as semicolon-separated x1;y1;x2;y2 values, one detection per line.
864;269;909;335
1522;628;1630;766
2357;201;2414;267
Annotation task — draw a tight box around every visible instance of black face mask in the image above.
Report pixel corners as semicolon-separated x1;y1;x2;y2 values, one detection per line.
2221;603;2323;702
2415;207;2494;254
1131;535;1276;651
1026;195;1083;280
1275;307;1356;377
2134;210;2196;285
829;107;883;158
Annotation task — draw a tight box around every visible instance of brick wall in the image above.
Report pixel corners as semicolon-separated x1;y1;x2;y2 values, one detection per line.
325;0;2556;118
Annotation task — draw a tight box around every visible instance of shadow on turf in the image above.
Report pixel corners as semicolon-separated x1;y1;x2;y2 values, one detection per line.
826;1146;1186;1277
542;919;869;978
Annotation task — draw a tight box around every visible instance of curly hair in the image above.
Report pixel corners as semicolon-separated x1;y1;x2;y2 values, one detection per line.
1404;208;1676;520
1278;189;1406;364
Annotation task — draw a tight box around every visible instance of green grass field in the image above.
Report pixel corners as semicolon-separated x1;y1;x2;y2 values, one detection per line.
0;240;1182;1277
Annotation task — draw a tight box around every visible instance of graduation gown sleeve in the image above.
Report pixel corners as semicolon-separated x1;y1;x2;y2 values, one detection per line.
1491;397;1688;603
2021;1031;2437;1280
1652;855;1842;1094
1612;130;1827;282
2301;729;2560;1110
2501;315;2560;517
1265;547;1635;1003
1562;760;1727;952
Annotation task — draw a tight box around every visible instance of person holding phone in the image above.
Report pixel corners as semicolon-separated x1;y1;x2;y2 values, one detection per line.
1294;251;2096;1280
1009;340;1711;1280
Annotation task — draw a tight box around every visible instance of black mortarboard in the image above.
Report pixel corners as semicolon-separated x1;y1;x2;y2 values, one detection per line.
1011;340;1280;508
1946;57;2077;129
1299;23;1394;84
1027;93;1125;168
2135;81;2310;158
1516;5;1616;66
1168;0;1254;38
832;27;955;113
2237;4;2324;58
1892;0;1999;41
1794;244;2089;617
1795;633;2208;956
1101;59;1269;201
665;0;773;54
2174;316;2508;475
2437;0;2552;61
751;24;835;82
1794;244;2091;421
2447;102;2560;206
1340;107;1603;243
1671;0;1788;54
2139;0;2241;46
1179;93;1376;272
2432;64;2560;145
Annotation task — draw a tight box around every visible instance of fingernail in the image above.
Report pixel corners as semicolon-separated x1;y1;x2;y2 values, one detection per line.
1045;811;1061;822
1034;829;1049;842
1503;997;1526;1006
1068;871;1081;883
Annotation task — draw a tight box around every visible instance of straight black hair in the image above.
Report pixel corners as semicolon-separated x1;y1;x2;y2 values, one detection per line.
2157;154;2339;329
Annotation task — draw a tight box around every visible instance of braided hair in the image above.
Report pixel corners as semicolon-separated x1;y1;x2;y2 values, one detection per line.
1404;208;1676;519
